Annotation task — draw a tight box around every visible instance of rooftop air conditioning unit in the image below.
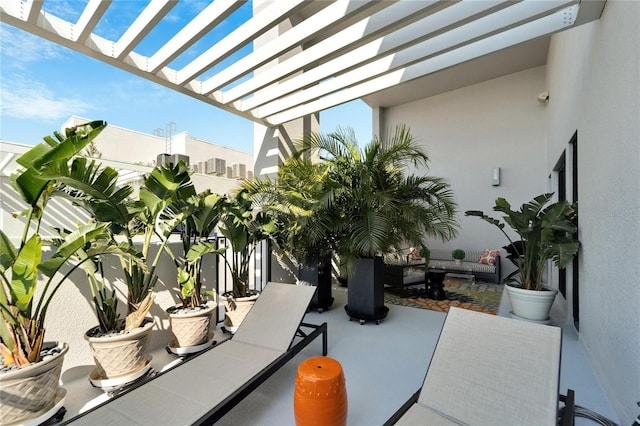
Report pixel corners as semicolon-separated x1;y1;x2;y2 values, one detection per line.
214;158;226;175
232;163;246;179
195;161;207;174
226;166;233;179
157;153;171;166
171;154;189;166
206;158;226;175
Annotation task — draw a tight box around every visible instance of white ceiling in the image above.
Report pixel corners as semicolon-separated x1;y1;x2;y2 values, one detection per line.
0;0;605;126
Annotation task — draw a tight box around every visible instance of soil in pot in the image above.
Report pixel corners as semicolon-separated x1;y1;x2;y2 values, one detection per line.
0;342;68;426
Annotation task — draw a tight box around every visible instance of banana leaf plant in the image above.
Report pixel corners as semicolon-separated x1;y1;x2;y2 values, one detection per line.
465;193;579;291
0;121;141;366
175;190;224;308
216;189;277;299
59;158;196;333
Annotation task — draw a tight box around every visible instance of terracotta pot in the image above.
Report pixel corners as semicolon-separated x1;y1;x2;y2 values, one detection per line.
506;284;558;322
0;342;68;426
222;291;259;333
85;319;154;379
167;300;217;348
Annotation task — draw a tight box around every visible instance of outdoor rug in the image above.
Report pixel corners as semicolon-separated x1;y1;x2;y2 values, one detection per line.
384;278;504;315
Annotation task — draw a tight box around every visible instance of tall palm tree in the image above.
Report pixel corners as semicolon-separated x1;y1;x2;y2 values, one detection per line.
296;125;459;273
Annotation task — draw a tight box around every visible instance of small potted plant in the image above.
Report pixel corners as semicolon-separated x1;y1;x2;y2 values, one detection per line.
167;190;223;351
465;193;579;321
216;189;276;332
452;249;466;265
0;122;135;424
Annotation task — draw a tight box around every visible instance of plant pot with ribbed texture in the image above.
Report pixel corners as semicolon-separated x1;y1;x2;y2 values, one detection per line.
167;300;217;348
84;319;154;379
0;342;68;426
222;291;259;333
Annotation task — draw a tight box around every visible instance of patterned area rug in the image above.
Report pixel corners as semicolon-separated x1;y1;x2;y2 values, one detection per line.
384;277;504;315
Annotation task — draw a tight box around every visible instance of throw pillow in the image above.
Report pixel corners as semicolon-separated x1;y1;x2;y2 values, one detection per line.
479;249;500;265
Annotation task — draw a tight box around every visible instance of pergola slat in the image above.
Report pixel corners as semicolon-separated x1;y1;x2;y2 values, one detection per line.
175;0;308;86
255;0;576;118
266;5;579;125
202;0;379;95
115;0;178;60
74;0;110;43
148;0;244;74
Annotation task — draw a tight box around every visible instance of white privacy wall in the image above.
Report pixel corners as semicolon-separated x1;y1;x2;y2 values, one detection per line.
547;2;640;424
381;1;640;422
381;66;549;262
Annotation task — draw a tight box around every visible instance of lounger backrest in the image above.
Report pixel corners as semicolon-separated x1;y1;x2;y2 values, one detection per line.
418;307;562;426
232;282;316;352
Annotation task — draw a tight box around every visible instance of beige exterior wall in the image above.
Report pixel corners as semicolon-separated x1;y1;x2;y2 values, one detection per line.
381;66;548;271
380;1;640;422
546;2;640;423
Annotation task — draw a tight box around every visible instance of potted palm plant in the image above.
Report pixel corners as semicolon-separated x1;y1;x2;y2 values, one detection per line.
216;189;276;332
243;156;335;312
465;193;579;322
0;121;137;424
296;125;459;323
167;190;223;352
59;149;196;382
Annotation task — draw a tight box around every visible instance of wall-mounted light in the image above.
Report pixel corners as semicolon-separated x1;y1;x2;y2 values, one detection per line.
537;91;550;103
492;167;501;186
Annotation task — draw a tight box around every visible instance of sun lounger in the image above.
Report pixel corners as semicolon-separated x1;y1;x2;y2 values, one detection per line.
385;307;574;426
66;282;327;425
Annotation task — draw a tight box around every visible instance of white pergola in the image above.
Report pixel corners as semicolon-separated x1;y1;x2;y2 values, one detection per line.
0;0;605;126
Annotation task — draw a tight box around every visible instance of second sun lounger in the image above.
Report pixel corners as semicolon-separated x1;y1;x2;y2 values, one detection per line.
66;282;327;425
385;307;574;426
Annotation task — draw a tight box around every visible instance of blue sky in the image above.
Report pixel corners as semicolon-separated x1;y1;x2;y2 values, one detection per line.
0;2;372;153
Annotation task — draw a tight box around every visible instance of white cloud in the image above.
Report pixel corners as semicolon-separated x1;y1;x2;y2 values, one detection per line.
0;74;93;120
0;24;65;67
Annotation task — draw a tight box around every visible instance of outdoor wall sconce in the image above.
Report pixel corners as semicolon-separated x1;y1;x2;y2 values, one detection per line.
492;167;501;186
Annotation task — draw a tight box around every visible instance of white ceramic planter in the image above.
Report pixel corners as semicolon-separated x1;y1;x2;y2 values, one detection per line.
505;284;558;322
0;342;68;426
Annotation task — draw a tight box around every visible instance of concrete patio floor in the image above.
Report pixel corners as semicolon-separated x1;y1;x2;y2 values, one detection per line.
59;284;620;425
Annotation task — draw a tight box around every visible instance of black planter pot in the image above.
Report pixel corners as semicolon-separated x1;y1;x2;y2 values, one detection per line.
344;257;389;324
298;262;334;312
427;269;447;300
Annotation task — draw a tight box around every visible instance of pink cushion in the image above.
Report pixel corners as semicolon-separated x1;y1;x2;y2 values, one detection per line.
479;249;500;265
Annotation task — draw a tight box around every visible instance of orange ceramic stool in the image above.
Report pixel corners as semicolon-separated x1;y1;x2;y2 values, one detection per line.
294;356;347;426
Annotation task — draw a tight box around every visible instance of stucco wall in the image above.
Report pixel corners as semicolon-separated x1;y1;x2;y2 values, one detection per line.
381;66;549;276
547;1;640;423
380;2;640;422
